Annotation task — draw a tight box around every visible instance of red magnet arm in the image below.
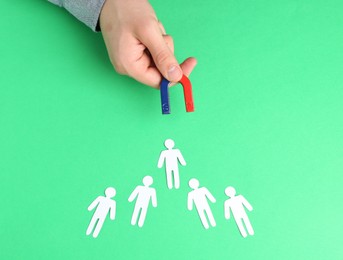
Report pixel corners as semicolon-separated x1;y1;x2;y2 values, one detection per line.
180;75;194;112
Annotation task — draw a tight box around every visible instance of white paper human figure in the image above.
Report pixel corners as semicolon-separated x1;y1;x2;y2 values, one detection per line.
157;139;186;189
224;186;254;238
187;178;216;229
128;176;157;227
86;187;116;238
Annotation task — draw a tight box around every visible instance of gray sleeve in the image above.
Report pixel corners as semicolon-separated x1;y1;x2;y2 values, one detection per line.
48;0;106;32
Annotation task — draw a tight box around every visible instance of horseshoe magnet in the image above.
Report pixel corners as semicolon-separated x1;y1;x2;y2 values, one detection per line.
160;74;194;114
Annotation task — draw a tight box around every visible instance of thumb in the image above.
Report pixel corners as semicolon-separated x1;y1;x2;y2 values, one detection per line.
139;28;182;82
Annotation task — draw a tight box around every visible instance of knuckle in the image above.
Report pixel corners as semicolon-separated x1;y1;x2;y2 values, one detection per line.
164;35;173;43
113;62;126;75
137;19;157;36
114;65;126;75
155;49;172;67
164;35;174;50
110;57;126;75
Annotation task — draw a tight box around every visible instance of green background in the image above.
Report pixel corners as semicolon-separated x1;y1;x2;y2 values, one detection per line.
1;0;343;259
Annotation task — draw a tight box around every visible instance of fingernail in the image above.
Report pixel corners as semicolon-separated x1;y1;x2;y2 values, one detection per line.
168;65;182;82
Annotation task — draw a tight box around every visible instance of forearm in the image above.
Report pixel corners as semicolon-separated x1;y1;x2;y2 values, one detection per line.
48;0;106;31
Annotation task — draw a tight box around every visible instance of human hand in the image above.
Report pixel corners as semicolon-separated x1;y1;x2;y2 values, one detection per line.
99;0;197;88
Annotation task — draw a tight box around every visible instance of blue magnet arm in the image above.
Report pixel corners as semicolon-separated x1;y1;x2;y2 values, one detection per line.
160;78;170;114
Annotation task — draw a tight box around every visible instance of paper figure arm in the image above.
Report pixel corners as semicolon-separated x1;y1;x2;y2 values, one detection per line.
110;201;116;220
205;188;216;203
157;151;166;168
177;150;186;166
128;187;139;202
241;196;253;211
224;201;231;219
187;193;194;210
151;189;157;207
88;196;101;211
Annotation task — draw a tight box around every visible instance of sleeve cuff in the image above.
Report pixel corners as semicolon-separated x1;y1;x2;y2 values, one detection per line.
49;0;107;32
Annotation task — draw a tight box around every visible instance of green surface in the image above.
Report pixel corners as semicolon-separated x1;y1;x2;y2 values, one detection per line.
1;0;343;259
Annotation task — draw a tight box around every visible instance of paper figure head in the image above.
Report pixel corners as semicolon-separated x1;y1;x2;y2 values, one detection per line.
225;187;236;197
189;178;199;189
105;187;116;198
164;139;175;149
143;176;153;186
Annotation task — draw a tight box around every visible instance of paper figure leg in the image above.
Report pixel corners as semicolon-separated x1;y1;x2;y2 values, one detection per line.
235;217;247;238
166;170;173;189
131;206;141;226
198;210;209;229
138;206;148;227
93;217;105;238
243;215;254;236
205;208;216;227
86;216;98;236
173;170;180;189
